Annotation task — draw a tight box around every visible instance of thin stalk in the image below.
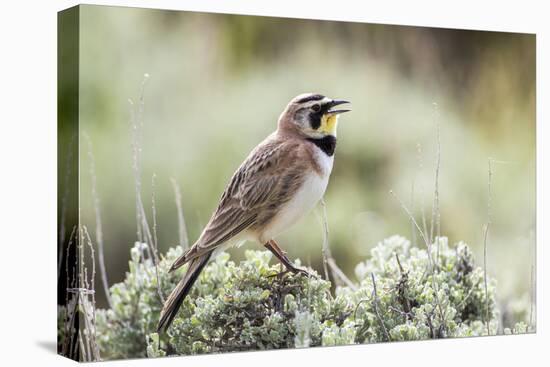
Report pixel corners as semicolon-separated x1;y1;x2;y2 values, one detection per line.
482;158;493;335
319;198;356;290
151;174;165;303
371;273;390;341
171;178;189;251
83;133;112;308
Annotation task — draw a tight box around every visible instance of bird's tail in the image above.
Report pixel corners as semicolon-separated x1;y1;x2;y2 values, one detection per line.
157;253;211;332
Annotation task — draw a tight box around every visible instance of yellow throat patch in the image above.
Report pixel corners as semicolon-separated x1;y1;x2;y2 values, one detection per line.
319;114;339;136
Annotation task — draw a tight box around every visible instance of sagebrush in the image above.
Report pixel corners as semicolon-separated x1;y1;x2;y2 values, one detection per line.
57;235;532;360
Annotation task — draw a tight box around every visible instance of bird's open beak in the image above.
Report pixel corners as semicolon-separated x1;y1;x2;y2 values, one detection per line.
326;99;351;115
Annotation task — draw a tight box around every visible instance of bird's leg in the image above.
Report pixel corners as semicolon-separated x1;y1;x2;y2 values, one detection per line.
264;239;314;277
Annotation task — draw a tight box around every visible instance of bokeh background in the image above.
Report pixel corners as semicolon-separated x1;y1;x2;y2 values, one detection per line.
74;5;535;325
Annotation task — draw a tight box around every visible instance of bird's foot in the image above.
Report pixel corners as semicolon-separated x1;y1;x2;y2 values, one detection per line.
268;264;316;279
289;265;317;278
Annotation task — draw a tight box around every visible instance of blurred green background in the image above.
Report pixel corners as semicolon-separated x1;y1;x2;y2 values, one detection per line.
74;5;535;317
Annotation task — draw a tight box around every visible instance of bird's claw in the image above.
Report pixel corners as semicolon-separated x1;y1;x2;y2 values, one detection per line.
293;267;318;278
268;264;317;279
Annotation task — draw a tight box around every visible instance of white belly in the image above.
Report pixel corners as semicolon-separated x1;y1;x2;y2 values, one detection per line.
260;149;333;242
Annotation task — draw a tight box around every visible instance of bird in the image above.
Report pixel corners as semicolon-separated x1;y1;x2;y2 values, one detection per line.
157;93;350;332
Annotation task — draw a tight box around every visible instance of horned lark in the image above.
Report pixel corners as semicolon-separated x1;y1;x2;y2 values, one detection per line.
158;93;350;331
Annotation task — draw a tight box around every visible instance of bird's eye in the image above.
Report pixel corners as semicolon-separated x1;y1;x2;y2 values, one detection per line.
311;104;321;112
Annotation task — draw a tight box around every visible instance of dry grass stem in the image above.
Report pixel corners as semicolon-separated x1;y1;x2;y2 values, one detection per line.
529;264;535;330
62;226;100;361
482;158;492;335
171;177;189;251
389;190;430;251
83;133;112;308
416;143;429;240
410;180;417;247
319;199;330;281
430;102;442;265
151;174;165;303
371;273;390;341
318;199;356;290
150;174;160;265
58;134;76;280
129;73;155;261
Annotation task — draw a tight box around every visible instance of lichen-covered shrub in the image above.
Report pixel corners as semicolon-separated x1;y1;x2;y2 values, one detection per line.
348;236;498;343
94;243;182;359
166;251;335;355
86;236;531;361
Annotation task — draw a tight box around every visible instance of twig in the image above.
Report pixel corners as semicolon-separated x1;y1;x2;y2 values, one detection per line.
389;190;429;250
410;180;417;247
129;73;154;261
82;226;96;296
83;133;112;308
395;253;404;274
63;226;77;358
63;226;100;361
151;174;165;303
430;102;441;266
353;299;370;321
319;198;330;281
456;287;475;310
81;226;100;360
170;178;189;251
58;134;76;281
129;99;143;243
388;306;410;318
390;189;447;332
426;312;436;338
394;253;412;317
482;158;492;335
327;258;357;290
78;330;87;362
150;174;160;265
529;264;535;331
416;143;429;238
318;199;357;290
371;273;390;341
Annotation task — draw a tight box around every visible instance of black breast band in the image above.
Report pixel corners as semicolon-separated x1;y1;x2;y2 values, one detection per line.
307;136;337;157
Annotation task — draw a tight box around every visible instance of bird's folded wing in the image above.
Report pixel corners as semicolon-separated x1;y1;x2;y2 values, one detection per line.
169;139;306;270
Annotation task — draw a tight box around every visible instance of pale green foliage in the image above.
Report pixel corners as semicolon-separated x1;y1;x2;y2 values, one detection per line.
503;322;534;335
87;236;526;361
57;305;67;351
166;251;333;355
349;236;498;342
94;243;185;359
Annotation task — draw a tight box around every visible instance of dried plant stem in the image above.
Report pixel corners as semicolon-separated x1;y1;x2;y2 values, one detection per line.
171;178;189;251
63;226;78;359
129;73;154;261
63;226;100;361
319;199;357;290
129;99;143;243
389;190;429;250
389;189;446;331
371;273;390;341
410;180;417;247
150;174;160;265
151;174;165;303
83;133;112;308
327;257;356;290
430;103;442;266
416;143;429;238
58;134;76;280
529;264;535;330
482;158;492;335
82;226;96;296
319;199;330;281
82;226;100;360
